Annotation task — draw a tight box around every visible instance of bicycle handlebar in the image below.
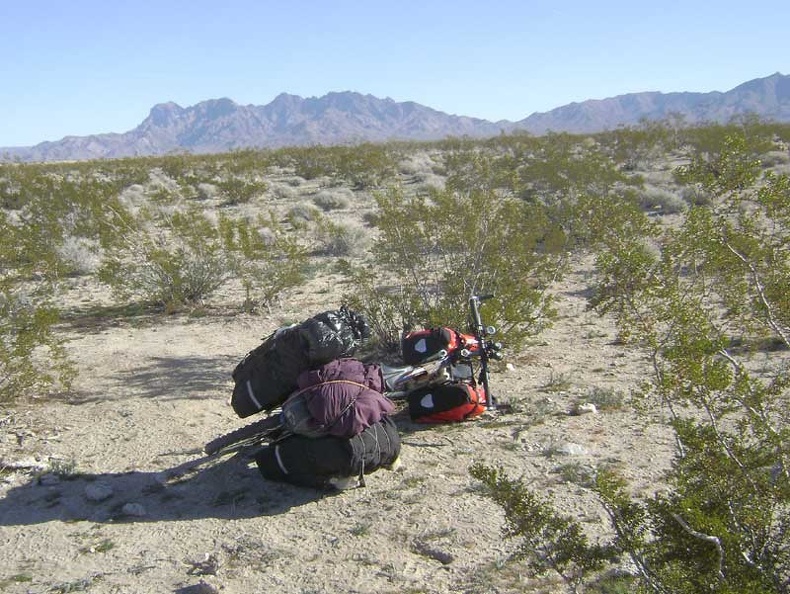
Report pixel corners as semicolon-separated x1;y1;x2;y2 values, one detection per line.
468;294;497;410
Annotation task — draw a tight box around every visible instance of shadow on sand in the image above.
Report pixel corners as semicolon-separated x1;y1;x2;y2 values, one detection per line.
72;354;239;403
0;450;329;526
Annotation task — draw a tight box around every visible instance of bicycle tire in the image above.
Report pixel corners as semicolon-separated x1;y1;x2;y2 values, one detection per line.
204;414;284;456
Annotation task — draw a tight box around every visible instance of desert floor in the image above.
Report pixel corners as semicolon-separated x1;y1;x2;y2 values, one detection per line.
0;250;679;594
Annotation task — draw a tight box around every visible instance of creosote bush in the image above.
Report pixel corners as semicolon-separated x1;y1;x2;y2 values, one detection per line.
342;179;566;351
218;212;308;311
472;132;790;594
0;205;76;402
0;288;75;402
214;176;267;205
99;208;232;310
99;204;309;312
313;218;368;257
470;463;615;592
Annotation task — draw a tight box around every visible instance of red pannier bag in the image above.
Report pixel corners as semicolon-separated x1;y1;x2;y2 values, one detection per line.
401;327;460;365
407;382;486;423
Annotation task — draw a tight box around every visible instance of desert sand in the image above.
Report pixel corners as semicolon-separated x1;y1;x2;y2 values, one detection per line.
0;248;677;594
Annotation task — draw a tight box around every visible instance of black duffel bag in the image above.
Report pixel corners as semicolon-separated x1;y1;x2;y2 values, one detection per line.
254;416;401;490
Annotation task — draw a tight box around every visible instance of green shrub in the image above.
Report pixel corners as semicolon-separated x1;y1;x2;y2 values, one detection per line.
636;185;687;214
214;175;267;206
0;288;75;402
472;132;790;594
596;120;677;171
593;135;790;593
470;463;614;591
218;212;308;310
341;181;566;350
0;189;77;402
312;189;352;211
99;208;231;310
313;218;368;257
279;143;397;189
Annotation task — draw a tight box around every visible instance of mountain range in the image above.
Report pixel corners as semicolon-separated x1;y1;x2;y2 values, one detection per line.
4;72;789;162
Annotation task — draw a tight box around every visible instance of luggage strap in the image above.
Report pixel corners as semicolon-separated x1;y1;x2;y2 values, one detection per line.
287;379;374;432
289;379;371;398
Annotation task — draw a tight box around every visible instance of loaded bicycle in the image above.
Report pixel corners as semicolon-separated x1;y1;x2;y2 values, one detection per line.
204;294;503;458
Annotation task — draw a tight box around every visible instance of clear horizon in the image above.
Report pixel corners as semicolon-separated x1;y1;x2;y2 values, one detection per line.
2;0;788;147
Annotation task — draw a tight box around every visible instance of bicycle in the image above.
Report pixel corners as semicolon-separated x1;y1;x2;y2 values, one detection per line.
204;294;502;457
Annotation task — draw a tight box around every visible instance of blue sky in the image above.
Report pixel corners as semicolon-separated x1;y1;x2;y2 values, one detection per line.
1;0;788;147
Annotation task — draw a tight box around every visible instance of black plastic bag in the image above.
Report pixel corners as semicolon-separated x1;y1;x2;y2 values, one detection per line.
230;306;369;417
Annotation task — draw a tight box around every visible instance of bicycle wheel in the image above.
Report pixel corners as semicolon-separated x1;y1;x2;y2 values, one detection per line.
204;414;284;456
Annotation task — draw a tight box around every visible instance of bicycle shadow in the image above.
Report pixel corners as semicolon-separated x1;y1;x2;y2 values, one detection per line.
0;411;479;527
0;451;328;526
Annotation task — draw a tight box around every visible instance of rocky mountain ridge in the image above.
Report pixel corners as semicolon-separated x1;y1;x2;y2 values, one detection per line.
3;72;788;162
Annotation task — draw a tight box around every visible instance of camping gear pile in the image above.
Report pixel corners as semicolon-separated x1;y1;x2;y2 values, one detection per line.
228;305;495;490
231;307;401;490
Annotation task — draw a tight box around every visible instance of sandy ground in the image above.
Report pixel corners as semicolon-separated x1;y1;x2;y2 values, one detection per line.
0;251;679;594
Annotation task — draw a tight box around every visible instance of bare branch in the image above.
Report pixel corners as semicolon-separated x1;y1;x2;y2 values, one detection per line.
724;241;790;348
671;512;725;581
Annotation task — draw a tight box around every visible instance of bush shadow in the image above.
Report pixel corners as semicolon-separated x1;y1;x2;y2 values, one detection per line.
73;354;238;403
117;355;238;400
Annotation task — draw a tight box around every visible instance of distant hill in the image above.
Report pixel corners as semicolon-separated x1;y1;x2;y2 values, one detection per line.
3;72;789;162
517;72;790;134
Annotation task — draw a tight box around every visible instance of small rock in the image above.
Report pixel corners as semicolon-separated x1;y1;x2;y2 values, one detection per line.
557;442;588;456
85;481;114;502
328;476;361;490
187;554;219;576
121;502;147;517
573;402;598;415
4;457;46;471
505;363;516;372
176;580;219;594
